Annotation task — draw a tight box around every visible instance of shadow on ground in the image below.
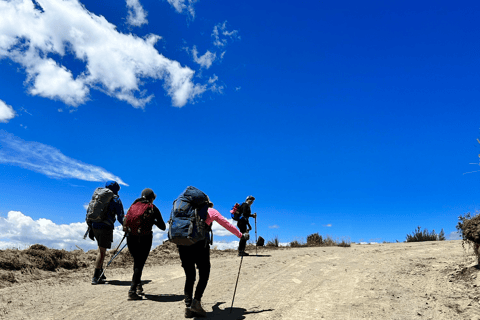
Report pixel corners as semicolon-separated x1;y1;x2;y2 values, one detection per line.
206;302;274;319
144;293;185;303
106;280;152;287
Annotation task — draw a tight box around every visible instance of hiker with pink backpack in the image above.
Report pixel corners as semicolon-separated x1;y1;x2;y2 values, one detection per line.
123;188;166;300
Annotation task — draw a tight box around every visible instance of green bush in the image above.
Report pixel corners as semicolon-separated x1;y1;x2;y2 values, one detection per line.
406;226;445;242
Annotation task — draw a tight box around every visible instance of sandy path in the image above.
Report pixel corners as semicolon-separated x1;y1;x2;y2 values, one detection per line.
1;240;479;320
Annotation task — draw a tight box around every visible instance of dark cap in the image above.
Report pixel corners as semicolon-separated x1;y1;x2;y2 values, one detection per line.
105;181;120;195
141;188;156;201
246;195;255;201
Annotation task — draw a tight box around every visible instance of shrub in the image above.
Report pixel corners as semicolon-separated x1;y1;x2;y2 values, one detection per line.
406;226;445;242
306;233;322;246
323;235;337;246
289;240;305;247
266;236;280;247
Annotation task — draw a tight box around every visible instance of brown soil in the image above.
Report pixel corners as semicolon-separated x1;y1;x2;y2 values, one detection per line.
0;240;479;319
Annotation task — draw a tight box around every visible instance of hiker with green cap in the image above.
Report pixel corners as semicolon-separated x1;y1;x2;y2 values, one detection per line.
123;188;166;300
90;180;125;285
236;195;256;256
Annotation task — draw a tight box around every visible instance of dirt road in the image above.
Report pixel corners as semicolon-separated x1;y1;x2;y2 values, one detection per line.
1;241;479;320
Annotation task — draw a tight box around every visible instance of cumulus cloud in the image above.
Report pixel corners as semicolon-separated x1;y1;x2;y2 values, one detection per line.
192;46;216;69
212;21;240;47
0;130;128;185
0;100;16;123
0;211;240;251
126;0;148;27
166;0;197;18
0;0;205;108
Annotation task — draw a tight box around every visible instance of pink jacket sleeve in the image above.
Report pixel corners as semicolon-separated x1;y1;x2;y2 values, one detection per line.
206;208;243;239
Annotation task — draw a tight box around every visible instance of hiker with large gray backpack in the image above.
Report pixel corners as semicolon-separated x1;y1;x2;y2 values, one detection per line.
123;188;166;300
85;181;125;285
168;186;249;318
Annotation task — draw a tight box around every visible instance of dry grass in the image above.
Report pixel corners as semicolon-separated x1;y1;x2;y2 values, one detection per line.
288;233;351;248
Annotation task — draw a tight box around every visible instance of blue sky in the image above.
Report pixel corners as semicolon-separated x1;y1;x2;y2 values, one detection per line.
1;0;479;250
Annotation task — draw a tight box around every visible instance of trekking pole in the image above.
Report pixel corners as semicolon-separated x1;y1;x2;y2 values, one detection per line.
255;215;257;256
99;234;127;280
230;256;244;313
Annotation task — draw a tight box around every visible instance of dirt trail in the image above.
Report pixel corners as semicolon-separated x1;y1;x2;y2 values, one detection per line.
1;240;480;320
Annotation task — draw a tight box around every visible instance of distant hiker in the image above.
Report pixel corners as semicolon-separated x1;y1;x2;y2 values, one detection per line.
168;186;248;318
236;195;256;256
87;180;125;285
123;188;166;300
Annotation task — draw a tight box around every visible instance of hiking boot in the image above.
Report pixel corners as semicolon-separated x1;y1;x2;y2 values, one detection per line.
238;251;249;256
184;307;194;318
99;269;106;281
190;299;206;317
127;290;142;301
184;296;192;307
91;269;105;285
91;277;106;285
136;284;144;295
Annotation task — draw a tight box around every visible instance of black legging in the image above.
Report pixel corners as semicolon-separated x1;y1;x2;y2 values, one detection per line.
178;239;211;301
237;220;247;252
127;234;152;291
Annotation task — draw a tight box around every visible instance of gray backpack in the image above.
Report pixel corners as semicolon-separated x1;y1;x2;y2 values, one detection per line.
86;187;114;223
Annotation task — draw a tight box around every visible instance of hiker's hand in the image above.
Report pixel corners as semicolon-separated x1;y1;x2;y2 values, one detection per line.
242;232;250;241
253;213;257;218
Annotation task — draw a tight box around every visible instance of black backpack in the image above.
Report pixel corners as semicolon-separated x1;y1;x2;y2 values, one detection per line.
230;203;242;221
85;187;114;223
168;186;212;246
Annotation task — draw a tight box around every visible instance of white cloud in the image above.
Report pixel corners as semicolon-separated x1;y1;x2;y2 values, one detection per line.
0;0;205;108
126;0;148;27
448;231;461;240
192;46;216;69
212;21;240;47
323;224;332;227
0;211;97;251
0;100;16;123
208;75;224;94
210;217;241;237
0;130;128;185
0;211;240;251
269;225;280;229
166;0;197;18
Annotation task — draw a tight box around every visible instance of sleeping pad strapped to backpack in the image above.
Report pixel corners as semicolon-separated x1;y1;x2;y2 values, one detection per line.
123;201;155;236
168;186;212;246
86;187;114;223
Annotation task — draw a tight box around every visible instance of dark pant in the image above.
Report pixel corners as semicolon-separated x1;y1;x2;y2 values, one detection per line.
127;234;152;291
178;239;211;302
237;220;247;252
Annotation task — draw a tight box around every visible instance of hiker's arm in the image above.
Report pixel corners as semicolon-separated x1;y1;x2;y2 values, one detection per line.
115;198;125;225
153;205;166;231
208;208;242;238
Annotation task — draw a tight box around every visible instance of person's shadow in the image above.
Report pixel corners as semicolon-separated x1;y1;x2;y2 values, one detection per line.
205;302;274;319
144;293;185;303
106;280;152;287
